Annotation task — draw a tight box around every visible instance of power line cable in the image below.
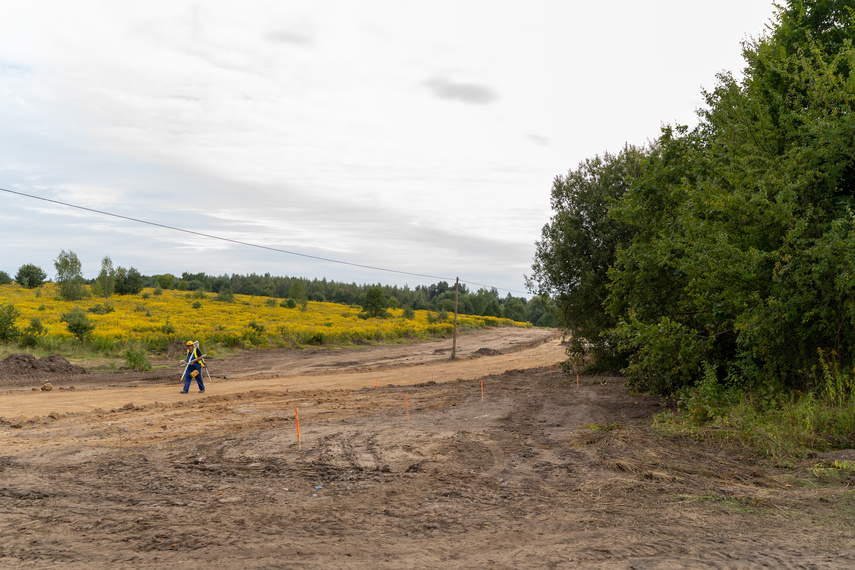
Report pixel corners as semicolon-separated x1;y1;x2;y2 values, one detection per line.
1;186;529;295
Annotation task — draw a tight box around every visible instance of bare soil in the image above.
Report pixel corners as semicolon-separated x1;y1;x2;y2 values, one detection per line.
1;328;854;568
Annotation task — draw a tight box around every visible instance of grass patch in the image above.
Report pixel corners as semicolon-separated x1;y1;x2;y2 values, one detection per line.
654;371;855;459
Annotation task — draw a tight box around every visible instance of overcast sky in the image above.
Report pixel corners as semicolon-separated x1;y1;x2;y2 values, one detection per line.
1;1;777;295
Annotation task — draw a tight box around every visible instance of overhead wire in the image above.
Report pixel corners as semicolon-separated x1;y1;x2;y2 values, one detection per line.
1;186;529;295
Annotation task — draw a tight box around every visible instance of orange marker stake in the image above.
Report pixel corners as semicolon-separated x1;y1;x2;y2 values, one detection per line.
481;378;484;402
376;377;378;389
576;373;579;388
405;395;410;425
295;407;301;450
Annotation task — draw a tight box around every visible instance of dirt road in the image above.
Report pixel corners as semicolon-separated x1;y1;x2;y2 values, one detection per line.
1;328;853;568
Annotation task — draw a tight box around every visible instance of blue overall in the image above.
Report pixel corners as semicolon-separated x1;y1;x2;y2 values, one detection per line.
182;347;205;392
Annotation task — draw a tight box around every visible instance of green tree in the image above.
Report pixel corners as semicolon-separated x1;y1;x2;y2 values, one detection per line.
528;146;644;369
154;274;176;289
0;270;12;285
216;284;235;303
54;250;86;301
605;0;855;394
114;266;144;295
15;264;47;289
361;286;388;318
96;256;116;298
290;280;308;312
60;308;95;341
0;303;20;344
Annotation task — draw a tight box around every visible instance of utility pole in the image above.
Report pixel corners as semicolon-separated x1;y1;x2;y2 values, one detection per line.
451;277;459;359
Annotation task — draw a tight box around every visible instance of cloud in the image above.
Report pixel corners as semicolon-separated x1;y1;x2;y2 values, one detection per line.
527;133;551;146
266;29;315;47
423;76;499;105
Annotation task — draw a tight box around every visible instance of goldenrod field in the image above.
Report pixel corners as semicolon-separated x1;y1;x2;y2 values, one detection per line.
0;283;527;356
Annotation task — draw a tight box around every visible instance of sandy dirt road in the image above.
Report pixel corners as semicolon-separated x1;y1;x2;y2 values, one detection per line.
1;327;854;568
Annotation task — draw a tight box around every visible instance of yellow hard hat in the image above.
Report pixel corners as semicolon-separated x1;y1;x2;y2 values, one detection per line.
186;340;194;346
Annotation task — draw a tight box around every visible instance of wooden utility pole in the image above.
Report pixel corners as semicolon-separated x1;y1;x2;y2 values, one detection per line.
451;277;459;359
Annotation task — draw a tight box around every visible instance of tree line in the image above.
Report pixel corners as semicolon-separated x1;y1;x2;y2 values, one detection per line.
529;0;855;396
1;254;557;326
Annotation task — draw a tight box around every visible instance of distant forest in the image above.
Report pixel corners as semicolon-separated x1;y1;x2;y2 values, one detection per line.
142;271;558;327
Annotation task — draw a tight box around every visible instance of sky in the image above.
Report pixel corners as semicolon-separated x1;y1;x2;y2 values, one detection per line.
1;1;778;296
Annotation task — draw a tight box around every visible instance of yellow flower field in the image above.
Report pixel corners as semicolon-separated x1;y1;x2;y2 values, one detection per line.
0;283;528;355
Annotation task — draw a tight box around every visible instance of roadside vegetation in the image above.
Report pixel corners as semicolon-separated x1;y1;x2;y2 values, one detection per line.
529;0;855;458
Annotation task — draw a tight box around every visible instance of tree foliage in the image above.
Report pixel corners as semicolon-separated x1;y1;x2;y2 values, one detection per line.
15;264;46;289
361;286;388;318
54;250;86;301
0;303;20;344
533;0;855;395
528;145;645;369
114;266;144;295
60;308;95;341
96;256;116;298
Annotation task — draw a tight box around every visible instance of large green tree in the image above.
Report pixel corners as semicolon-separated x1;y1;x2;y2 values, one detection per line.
605;0;855;394
15;264;46;289
114;266;144;295
528;145;645;369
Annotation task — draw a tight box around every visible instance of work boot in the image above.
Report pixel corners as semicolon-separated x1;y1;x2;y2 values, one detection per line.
180;390;188;394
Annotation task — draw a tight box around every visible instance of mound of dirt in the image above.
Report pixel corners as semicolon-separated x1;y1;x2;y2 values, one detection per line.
473;347;503;356
0;354;87;379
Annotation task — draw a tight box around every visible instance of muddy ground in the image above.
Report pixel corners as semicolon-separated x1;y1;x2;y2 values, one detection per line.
1;328;854;568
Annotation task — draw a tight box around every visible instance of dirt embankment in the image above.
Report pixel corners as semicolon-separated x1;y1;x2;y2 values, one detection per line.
1;327;854;568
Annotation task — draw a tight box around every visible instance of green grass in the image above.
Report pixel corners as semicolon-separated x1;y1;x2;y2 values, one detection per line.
655;386;855;459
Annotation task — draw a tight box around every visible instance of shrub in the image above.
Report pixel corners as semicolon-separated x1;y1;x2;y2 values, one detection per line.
19;317;46;348
266;298;277;307
60;308;95;341
88;303;115;315
282;298;297;309
216;287;235;303
402;307;415;320
123;347;152;371
0;303;20;344
192;301;202;309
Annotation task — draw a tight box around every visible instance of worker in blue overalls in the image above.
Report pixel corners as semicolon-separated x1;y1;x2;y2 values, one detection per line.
180;340;205;394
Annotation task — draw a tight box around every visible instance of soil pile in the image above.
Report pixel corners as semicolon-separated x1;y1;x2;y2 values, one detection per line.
0;354;87;380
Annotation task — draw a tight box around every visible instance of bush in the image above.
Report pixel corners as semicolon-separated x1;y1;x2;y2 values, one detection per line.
60;308;95;341
216;287;235;303
282;298;297;309
402;307;415;320
19;317;46;348
192;301;202;309
88;303;115;315
0;303;20;344
0;270;12;285
123;347;152;371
